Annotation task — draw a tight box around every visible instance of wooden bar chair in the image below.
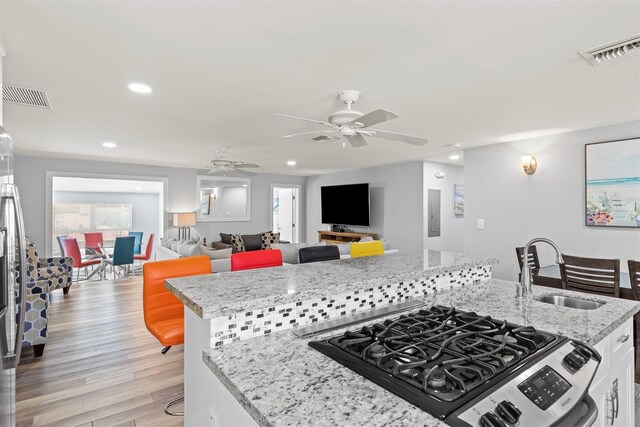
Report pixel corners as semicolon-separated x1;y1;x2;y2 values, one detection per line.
515;245;540;281
560;254;620;297
627;260;640;383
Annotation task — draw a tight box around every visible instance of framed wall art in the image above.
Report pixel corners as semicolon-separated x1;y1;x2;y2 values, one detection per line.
585;137;640;228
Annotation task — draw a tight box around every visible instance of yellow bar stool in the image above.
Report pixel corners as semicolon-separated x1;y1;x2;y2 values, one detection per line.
350;240;384;259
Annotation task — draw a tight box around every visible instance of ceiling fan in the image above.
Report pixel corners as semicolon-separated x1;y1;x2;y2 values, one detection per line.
208;147;259;176
276;90;428;148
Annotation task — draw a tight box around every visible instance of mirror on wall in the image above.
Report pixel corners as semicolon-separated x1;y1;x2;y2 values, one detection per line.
196;176;251;222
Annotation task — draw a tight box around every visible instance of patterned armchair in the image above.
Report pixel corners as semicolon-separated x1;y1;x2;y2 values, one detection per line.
22;240;73;357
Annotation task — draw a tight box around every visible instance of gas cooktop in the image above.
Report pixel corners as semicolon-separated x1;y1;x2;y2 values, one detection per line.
309;305;600;426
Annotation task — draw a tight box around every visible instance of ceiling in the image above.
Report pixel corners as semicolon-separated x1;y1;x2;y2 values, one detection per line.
2;1;639;176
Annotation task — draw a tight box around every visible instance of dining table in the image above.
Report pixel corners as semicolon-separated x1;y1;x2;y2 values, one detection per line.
534;264;635;299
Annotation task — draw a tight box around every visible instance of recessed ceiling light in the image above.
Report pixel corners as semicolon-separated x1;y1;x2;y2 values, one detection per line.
127;82;152;94
449;154;460;160
135;186;143;191
102;141;117;148
287;160;297;166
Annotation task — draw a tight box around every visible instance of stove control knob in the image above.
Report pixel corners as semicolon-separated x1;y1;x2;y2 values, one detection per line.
479;411;506;427
573;345;592;361
563;351;585;370
496;400;522;425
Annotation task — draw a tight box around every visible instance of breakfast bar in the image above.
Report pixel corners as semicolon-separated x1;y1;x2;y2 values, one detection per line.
165;251;640;426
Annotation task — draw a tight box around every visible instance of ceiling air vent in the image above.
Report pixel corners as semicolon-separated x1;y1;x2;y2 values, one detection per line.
580;35;640;66
2;85;52;109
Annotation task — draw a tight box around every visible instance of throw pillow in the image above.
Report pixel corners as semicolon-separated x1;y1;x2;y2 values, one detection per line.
199;246;232;260
229;234;245;252
170;241;181;252
359;236;374;243
261;231;281;249
220;233;232;244
241;233;263;251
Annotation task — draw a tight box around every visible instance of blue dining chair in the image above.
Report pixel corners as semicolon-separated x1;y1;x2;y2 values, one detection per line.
104;236;135;278
128;231;144;255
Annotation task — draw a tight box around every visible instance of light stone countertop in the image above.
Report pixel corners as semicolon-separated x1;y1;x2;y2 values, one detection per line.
203;279;640;427
165;250;497;319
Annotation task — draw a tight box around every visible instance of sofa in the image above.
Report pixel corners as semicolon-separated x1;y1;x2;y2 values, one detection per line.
157;238;232;273
213;232;288;253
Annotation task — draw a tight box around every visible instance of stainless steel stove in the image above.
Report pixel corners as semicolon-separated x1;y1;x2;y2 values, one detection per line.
309;305;600;426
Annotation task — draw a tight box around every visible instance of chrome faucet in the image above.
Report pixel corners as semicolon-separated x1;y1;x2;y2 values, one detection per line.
518;238;564;298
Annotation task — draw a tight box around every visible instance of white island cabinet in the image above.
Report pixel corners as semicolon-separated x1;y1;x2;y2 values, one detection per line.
589;317;635;427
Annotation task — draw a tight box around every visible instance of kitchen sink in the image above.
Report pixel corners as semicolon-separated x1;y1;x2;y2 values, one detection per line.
535;294;605;310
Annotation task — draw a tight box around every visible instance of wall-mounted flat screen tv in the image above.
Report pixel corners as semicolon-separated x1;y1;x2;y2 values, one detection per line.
321;183;370;226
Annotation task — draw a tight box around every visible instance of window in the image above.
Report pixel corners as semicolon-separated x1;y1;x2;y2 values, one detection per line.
53;203;133;254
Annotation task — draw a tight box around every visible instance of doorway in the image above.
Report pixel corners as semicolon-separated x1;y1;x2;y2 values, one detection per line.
271;184;300;243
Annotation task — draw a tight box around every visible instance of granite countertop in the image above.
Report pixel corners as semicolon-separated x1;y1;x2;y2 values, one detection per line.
166;250;497;319
203;279;640;427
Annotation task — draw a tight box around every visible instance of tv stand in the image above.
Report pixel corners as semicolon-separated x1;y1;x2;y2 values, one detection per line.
317;230;378;245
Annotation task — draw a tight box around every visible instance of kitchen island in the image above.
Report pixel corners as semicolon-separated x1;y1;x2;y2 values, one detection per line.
166;251;640;426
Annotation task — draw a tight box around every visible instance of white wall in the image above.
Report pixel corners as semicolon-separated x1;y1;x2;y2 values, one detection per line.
423;161;464;252
306;162;424;251
52;191;160;248
464;121;640;281
15;155;305;254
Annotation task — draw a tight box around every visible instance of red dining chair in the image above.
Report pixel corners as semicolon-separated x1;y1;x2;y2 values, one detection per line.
84;232;105;257
231;249;283;271
61;238;103;282
135;233;155;262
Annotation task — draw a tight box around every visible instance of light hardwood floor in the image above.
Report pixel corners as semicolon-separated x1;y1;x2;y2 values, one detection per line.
16;277;184;427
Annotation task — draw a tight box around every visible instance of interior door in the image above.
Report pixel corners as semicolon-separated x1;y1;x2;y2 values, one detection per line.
278;189;294;243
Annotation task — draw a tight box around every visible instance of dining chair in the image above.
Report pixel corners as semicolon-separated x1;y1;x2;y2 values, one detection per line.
104;236;136;278
560;254;620;297
61;238;103;282
628;260;640;301
84;232;105;258
299;245;340;264
627;260;640;383
231;249;283;271
56;234;67;257
135;233;155;263
516;245;541;281
129;231;144;255
350;240;384;259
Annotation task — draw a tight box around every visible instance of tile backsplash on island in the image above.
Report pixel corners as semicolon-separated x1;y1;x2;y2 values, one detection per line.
210;265;492;347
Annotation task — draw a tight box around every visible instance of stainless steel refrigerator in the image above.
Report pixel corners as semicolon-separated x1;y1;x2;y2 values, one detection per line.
0;125;26;427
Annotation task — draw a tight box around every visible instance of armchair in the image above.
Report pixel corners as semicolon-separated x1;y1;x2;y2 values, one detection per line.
23;240;73;357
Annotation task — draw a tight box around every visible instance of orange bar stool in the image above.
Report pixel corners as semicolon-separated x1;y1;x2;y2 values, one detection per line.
350;240;384;259
231;249;283;271
143;256;212;416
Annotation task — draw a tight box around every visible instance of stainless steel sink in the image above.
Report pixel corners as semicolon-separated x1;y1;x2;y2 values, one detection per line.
535;294;605;310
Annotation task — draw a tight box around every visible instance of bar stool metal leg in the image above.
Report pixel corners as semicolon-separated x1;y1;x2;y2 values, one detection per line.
164;397;184;416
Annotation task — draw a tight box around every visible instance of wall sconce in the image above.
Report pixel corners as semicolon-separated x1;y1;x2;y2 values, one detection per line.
173;212;196;240
521;155;537;175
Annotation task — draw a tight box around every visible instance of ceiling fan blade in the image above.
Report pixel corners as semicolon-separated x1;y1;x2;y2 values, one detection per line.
350;109;398;128
312;135;340;142
369;129;428;146
231;162;260;168
283;130;333;138
346;133;368;148
275;114;336;128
